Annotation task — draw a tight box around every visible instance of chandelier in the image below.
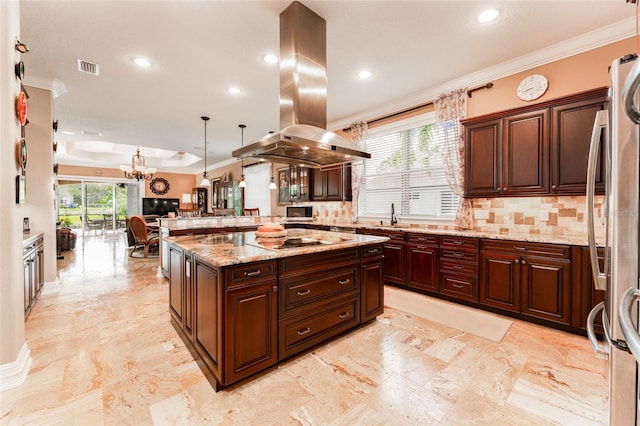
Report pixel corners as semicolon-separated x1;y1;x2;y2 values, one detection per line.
120;147;156;181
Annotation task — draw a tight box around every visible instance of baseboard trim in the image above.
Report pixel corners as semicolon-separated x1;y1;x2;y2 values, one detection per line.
0;342;32;391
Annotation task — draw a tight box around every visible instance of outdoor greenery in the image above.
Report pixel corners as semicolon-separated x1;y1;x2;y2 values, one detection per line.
56;182;128;228
377;123;439;173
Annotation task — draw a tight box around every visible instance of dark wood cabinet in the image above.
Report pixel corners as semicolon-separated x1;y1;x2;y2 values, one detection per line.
169;245;184;325
550;94;607;195
311;164;352;201
361;245;385;322
464;87;608;198
224;271;277;384
357;229;406;286
465;119;502;197
278;166;311;203
406;233;439;294
23;235;44;318
503;109;549;195
479;239;572;325
574;246;605;333
439;236;479;302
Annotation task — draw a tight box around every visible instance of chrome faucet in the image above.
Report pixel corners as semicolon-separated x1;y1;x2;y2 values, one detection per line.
390;203;398;226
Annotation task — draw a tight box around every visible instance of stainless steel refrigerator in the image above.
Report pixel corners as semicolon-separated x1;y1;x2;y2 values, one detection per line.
587;53;640;425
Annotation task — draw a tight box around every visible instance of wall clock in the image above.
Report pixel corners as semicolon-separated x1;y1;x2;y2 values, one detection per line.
517;74;548;101
150;177;170;195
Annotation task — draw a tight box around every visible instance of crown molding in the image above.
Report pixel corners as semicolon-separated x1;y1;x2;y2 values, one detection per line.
330;17;637;130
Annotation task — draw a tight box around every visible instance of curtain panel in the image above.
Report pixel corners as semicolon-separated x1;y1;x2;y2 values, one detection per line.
434;88;473;229
349;121;368;223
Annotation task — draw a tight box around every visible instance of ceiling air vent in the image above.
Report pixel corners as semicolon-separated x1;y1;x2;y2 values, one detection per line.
77;58;100;76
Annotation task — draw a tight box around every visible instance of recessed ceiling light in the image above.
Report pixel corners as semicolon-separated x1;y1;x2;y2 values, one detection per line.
263;54;278;64
133;57;151;67
478;9;499;23
358;69;372;79
228;87;241;94
81;130;102;136
61;130;75;135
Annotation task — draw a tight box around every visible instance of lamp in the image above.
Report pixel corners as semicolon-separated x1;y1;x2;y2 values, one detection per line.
120;147;156;181
181;193;193;209
199;116;211;187
269;176;277;190
238;124;247;188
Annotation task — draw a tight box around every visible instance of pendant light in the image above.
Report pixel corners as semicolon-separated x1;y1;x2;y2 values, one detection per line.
199;116;211;187
238;124;247;188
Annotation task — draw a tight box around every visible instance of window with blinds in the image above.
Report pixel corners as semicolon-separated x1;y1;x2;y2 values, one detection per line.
358;113;459;219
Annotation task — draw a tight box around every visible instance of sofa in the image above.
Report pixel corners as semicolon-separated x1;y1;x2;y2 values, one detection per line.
57;227;77;251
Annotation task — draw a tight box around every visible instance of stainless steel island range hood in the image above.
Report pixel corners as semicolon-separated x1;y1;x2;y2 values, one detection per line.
231;1;370;168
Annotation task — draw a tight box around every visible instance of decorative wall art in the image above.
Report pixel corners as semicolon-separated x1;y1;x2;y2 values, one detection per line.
149;177;170;195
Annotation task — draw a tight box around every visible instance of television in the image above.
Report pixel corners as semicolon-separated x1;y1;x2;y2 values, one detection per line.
142;197;179;217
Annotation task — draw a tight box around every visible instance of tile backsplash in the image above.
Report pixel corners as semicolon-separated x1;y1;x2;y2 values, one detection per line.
471;195;605;240
313;195;605;241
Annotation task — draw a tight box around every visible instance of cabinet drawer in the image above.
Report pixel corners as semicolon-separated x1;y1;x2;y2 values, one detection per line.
224;260;277;289
440;258;477;275
440;273;478;302
440;236;478;252
281;267;358;315
440;249;478;263
279;248;359;277
359;229;406;243
406;233;438;245
361;244;384;260
279;297;360;360
480;239;570;259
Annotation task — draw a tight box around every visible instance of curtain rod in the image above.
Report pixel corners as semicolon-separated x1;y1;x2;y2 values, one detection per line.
342;82;493;132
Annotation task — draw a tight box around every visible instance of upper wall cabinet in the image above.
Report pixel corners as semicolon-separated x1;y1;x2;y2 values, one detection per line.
463;88;607;198
311;164;352;201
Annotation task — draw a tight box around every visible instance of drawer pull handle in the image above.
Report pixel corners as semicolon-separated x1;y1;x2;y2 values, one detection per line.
453;252;464;258
297;327;311;336
338;312;350;319
453;241;464;245
514;246;528;252
452;283;464;289
244;269;261;277
453;265;464;271
297;289;311;296
338;278;350;285
367;248;380;254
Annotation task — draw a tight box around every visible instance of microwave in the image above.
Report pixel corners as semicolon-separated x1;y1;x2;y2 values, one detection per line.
286;206;313;218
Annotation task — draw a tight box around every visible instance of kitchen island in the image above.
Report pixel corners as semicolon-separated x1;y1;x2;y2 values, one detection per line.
165;228;387;390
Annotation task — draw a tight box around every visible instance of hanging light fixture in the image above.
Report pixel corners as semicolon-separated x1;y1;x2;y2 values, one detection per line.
269;176;277;190
120;147;156;181
199;116;211;187
238;124;247;188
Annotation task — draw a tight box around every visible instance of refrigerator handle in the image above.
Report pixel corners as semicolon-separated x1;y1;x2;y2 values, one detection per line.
619;287;640;362
623;58;640;124
586;302;610;359
586;109;607;291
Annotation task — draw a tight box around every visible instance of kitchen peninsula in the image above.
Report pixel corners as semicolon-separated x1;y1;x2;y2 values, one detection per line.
165;228;387;390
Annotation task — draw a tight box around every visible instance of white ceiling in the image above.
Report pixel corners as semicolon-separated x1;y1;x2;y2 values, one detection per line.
20;0;636;174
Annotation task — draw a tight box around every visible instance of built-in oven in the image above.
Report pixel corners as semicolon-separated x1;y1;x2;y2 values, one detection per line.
286;206;313;218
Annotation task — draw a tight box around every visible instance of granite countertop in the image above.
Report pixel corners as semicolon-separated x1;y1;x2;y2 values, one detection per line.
158;216;594;246
23;231;43;245
165;228;388;267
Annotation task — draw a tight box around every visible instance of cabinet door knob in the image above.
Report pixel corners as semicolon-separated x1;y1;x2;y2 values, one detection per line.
515;259;520;264
551;184;557;191
502;187;507;192
272;285;278;293
521;259;526;265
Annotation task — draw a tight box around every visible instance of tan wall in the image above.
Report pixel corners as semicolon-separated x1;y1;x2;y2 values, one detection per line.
467;37;635;118
58;165;198;209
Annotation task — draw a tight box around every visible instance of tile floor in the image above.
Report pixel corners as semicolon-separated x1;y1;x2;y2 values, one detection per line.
1;232;609;425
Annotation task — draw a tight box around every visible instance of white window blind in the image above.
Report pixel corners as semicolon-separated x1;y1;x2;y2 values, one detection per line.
358;113;459;219
243;162;271;216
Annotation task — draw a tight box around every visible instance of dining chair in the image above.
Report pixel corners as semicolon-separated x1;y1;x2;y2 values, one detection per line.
242;208;260;216
128;215;160;258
